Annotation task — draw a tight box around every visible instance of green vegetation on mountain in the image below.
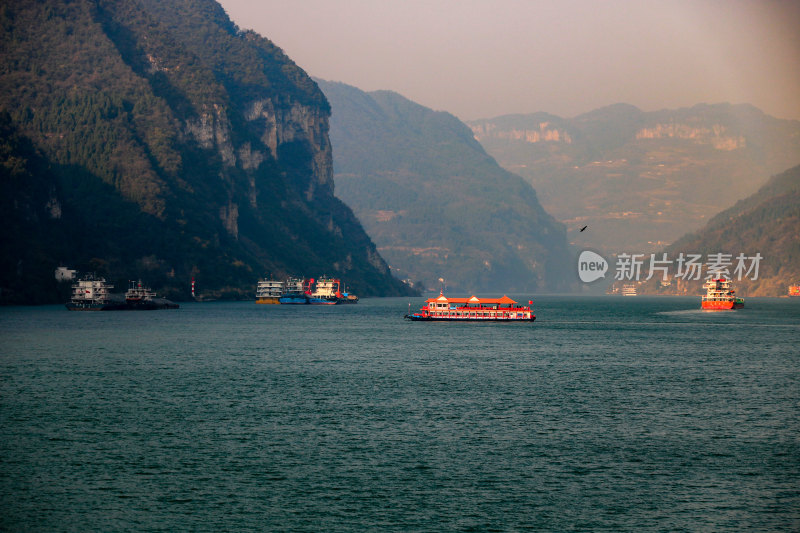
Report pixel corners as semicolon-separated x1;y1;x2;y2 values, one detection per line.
318;80;574;294
647;164;800;297
468;104;800;254
0;0;412;304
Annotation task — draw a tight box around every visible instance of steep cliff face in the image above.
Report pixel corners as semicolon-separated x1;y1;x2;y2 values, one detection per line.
0;0;411;303
179;96;334;236
467;104;800;255
244;99;334;200
471;122;573;144
472;120;745;150
634;123;745;151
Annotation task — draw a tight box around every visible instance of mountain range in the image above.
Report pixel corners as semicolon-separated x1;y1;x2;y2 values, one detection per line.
3;0;797;303
317;79;575;294
636;164;799;297
0;0;412;303
468;104;800;255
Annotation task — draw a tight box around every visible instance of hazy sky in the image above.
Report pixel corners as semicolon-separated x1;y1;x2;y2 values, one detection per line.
217;0;800;121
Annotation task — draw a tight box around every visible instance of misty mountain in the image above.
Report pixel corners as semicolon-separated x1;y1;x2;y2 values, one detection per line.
468;104;800;254
0;0;412;304
317;79;574;294
635;164;800;297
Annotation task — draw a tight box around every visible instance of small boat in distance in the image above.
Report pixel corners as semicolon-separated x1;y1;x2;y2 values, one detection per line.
405;291;535;321
701;278;744;310
621;283;637;296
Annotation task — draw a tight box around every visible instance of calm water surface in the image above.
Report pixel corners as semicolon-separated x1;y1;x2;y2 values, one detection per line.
1;296;798;531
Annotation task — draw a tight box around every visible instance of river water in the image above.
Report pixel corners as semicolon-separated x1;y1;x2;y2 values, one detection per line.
1;296;798;531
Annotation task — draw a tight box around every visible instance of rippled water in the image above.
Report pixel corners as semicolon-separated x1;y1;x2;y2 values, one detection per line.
1;297;798;531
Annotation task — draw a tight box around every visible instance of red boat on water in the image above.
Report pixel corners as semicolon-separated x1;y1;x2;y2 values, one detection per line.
405;292;535;321
701;278;744;310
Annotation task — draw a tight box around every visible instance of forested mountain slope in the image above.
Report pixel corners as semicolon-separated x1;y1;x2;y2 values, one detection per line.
319;80;575;293
652;164;800;297
0;0;411;303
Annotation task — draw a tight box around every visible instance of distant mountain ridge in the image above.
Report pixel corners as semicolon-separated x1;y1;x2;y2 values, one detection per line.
0;0;411;303
468;103;800;254
318;79;575;294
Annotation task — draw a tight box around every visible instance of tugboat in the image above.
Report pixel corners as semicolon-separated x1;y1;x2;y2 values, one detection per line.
701;278;744;310
309;277;339;305
405;291;535;321
310;277;358;304
65;274;118;311
125;279;156;305
339;287;359;304
124;280;179;310
256;278;284;304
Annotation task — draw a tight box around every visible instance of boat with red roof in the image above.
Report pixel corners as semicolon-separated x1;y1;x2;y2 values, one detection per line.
405;291;536;321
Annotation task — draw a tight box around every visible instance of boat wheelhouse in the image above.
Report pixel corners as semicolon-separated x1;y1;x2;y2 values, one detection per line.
405;292;535;321
701;278;744;310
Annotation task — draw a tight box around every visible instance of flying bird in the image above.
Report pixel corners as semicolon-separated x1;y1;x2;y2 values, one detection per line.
579;225;588;232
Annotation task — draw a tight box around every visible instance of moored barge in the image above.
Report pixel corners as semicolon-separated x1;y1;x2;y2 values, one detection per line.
276;277;358;304
66;275;178;310
256;278;284;304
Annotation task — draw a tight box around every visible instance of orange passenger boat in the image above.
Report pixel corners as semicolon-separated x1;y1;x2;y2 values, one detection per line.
405;291;535;321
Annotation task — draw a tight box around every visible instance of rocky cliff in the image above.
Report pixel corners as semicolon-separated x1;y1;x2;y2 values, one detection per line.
0;0;412;303
468;104;800;255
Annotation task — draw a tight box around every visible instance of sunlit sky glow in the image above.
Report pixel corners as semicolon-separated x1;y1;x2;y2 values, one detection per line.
218;0;800;121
